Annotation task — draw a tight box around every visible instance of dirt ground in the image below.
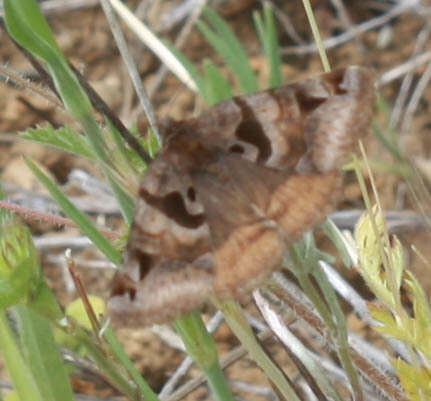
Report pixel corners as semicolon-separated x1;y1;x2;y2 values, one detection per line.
1;0;431;400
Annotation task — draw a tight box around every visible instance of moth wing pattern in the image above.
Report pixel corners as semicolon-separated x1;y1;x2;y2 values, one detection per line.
183;66;375;173
192;154;342;298
109;158;214;326
108;66;376;326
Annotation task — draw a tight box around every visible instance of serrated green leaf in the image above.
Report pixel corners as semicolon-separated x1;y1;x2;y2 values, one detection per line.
21;125;96;159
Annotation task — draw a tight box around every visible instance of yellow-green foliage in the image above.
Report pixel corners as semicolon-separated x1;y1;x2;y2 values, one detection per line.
393;358;431;400
355;207;431;400
66;295;106;331
355;206;403;308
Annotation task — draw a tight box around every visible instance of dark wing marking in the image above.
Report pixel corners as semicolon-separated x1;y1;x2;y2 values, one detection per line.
109;159;214;327
165;66;375;173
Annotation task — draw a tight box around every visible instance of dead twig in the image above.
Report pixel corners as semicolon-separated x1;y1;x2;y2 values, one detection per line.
0;200;118;240
282;2;411;55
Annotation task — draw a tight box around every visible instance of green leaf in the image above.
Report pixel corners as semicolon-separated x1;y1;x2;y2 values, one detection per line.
394;358;431;400
103;328;161;401
0;259;37;309
16;306;75;401
0;310;43;401
406;272;431;330
21;125;96;159
105;172;135;226
4;0;109;164
198;7;258;93
3;0;61;56
322;219;355;268
0;215;42;308
253;4;282;88
174;312;236;401
163;41;205;94
24;158;122;265
202;60;233;105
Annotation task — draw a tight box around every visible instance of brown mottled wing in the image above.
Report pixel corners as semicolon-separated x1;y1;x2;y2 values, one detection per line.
192;155;341;299
184;66;375;173
109;66;375;326
109;158;214;327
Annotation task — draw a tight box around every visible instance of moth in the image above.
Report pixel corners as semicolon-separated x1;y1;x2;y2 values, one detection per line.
109;66;375;327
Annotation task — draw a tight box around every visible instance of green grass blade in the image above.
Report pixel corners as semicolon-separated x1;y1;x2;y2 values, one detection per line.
3;0;61;56
106;119;143;175
253;4;282;88
4;0;109;164
21;125;96;159
202;60;233;105
322;219;354;268
105;172;135;226
0;310;43;401
164;41;205;94
216;300;302;401
174;312;236;401
103;327;161;401
24;158;122;265
15;306;76;401
198;7;258;93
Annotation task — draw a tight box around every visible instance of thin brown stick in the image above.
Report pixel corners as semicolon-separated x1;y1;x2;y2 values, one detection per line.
67;253;102;336
0;200;118;240
282;2;409;55
0;64;62;107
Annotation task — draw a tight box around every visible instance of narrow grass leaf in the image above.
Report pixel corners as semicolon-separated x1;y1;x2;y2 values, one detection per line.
25;158;122;265
164;41;205;94
202;60;233;105
0;310;43;401
253;4;282;88
103;327;161;401
21;125;96;159
3;0;61;55
15;306;75;401
106;119;143;175
198;7;258;93
174;312;236;401
105;172;135;226
322;219;355;267
4;0;110;164
217;300;301;401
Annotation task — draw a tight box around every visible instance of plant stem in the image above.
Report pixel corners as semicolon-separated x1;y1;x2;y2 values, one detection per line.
174;312;235;401
215;300;301;401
